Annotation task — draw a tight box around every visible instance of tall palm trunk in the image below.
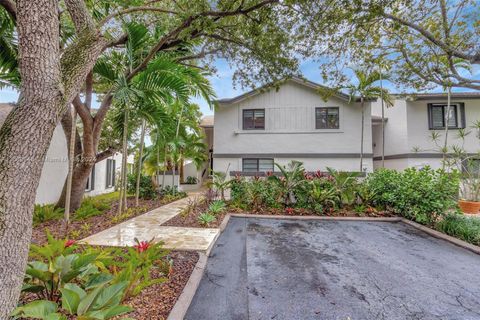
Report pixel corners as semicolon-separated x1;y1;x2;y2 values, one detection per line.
162;151;167;188
442;86;451;170
118;106;129;215
379;69;386;168
135;119;146;205
64;107;77;225
360;96;365;172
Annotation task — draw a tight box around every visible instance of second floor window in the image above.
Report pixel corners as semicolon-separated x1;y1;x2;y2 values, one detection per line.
316;107;339;129
428;103;464;129
243;109;265;130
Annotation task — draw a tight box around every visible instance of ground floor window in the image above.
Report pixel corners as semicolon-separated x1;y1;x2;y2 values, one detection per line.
242;158;274;172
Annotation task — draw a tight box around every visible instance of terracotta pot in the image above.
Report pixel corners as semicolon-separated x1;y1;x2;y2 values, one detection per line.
458;200;480;214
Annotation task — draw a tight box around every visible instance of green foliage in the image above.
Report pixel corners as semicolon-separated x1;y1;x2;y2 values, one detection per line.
109;238;169;299
207;200;226;215
230;176;283;210
326;168;359;207
365;167;459;225
436;214;480;246
14;231;172;319
33;205;64;226
209;171;232;200
160;185;187;199
269;161;306;205
198;213;216;226
74;194;115;220
307;179;339;213
185;176;198;184
127;173;157;200
15;231;132;319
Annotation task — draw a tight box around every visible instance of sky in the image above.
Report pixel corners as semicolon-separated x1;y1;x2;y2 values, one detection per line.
2;57;479;117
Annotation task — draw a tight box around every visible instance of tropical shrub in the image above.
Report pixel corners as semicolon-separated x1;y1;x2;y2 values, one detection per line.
14;232;170;319
365;167;459;225
207;200;226;215
436;214;480;246
326;168;359;207
33;204;64;226
127;173;157;199
209;171;232;200
268;161;306;206
75;196;112;220
109;238;170;299
185;176;198;184
14;232;132;319
198;212;216;226
307;178;339;213
160;185;187;199
230;176;282;210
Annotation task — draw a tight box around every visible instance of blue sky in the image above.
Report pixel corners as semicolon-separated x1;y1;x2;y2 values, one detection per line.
2;58;478;117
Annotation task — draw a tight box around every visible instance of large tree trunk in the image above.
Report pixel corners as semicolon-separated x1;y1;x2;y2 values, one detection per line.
0;0;63;316
57;162;93;211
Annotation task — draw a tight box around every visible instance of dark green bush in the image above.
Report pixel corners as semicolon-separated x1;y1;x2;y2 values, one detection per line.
436;214;480;246
230;177;283;210
127;173;157;199
365;167;459;225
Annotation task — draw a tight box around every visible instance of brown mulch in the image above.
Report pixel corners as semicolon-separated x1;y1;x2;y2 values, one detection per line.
32;196;184;244
229;206;394;217
123;251;199;320
161;198;227;228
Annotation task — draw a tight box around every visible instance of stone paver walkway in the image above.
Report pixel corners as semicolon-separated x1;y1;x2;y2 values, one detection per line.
81;192;219;251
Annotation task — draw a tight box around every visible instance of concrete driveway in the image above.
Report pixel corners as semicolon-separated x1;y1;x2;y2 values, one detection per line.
185;217;480;320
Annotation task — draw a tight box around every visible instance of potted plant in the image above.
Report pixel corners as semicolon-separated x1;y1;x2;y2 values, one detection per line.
457;155;480;214
442;124;480;214
420;121;480;214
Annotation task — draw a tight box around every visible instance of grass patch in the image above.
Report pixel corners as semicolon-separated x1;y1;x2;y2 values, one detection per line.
436;214;480;246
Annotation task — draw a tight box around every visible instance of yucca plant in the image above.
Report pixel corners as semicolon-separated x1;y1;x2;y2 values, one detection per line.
207;200;227;215
198;213;216;226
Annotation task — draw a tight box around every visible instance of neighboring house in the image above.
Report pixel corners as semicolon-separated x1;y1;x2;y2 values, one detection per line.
0;103;128;205
212;77;375;176
371;93;480;170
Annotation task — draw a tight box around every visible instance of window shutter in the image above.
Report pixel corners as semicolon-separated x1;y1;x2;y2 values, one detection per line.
91;164;95;191
112;160;116;186
427;103;433;129
459;103;466;128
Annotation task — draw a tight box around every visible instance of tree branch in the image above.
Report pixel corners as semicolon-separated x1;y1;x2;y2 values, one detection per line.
96;147;117;163
382;12;480;63
99;6;178;27
72;95;93;130
0;0;16;20
64;0;95;32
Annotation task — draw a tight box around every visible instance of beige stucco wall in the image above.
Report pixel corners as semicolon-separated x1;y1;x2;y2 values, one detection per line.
214;80;373;173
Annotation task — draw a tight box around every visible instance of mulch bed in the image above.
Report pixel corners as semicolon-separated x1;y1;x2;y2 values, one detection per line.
229;206;394;218
32;196;184;244
162;198;227;228
123;251;199;320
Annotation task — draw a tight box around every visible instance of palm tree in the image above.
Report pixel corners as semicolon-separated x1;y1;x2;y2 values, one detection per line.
321;70;393;172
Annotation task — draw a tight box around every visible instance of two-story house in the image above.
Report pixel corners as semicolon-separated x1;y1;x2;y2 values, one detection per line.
212;77;374;176
371;92;480;170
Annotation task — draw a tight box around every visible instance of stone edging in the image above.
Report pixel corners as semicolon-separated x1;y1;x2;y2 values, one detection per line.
400;218;480;255
167;252;208;320
167;213;480;319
